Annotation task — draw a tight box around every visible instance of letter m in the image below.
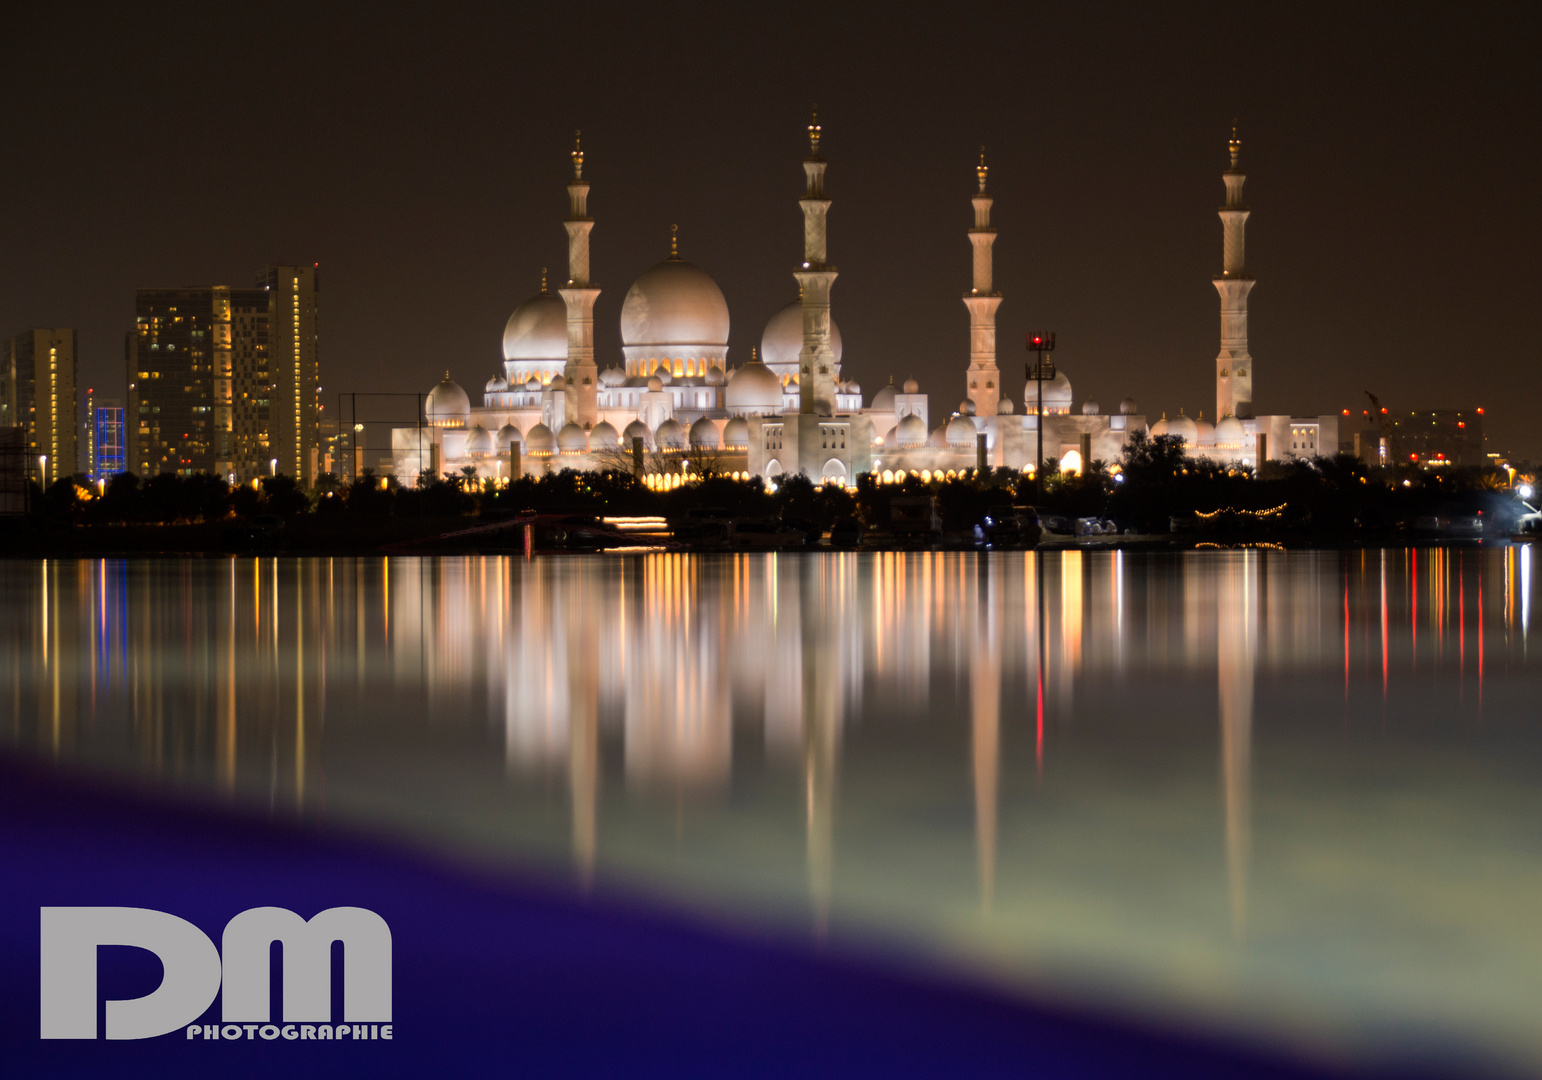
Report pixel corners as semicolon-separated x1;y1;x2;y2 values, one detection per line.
221;907;391;1023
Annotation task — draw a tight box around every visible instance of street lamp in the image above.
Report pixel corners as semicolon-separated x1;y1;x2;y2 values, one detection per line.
1024;332;1056;503
269;458;278;477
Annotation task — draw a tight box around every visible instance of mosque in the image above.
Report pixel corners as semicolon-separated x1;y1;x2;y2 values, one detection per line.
393;119;1329;486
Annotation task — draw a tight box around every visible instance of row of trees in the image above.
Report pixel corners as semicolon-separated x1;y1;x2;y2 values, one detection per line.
15;436;1524;536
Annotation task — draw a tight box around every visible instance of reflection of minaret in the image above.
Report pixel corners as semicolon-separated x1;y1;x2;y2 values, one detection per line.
1214;124;1255;422
1218;554;1256;938
560;132;600;429
964;149;1003;423
796;110;838;418
970;559;1000;916
801;557;846;934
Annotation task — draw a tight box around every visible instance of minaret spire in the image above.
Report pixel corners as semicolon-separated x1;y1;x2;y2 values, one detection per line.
1214;121;1254;422
560;129;601;428
795;106;838;416
964;146;1003;423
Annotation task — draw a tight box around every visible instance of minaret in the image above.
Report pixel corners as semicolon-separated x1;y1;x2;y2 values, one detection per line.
1214;123;1254;421
559;131;601;428
794;109;839;417
964;148;1003;421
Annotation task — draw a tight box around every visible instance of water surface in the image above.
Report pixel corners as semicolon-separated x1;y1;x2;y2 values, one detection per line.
3;550;1539;1074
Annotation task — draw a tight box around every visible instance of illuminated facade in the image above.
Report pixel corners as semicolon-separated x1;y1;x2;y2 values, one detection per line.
4;328;79;484
258;265;322;485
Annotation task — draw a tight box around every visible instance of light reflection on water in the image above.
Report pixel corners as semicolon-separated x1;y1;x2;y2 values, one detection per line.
3;548;1540;1071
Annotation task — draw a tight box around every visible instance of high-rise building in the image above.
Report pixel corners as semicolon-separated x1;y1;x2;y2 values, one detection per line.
128;287;270;479
258;265;321;484
92;396;125;481
4;329;79;484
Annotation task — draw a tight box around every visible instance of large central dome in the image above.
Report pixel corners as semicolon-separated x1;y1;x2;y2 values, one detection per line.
620;259;729;347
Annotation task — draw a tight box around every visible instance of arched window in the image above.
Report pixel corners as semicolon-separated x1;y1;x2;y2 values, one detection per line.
674;359;684;377
685;359;695;377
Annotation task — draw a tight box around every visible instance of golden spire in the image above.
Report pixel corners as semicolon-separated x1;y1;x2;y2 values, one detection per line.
669;223;679;260
977;146;988;193
540;267;548;292
808;105;821;157
751;346;758;363
572;130;584;179
1228;120;1241;169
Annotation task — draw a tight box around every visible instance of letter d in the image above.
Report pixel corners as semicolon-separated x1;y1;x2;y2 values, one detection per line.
41;908;221;1039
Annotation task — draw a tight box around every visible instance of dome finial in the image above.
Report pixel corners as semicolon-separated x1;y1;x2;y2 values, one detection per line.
540;267;548;292
808;105;821;157
572;130;584;179
1228;120;1241;169
751;346;758;363
669;223;679;260
977;146;988;193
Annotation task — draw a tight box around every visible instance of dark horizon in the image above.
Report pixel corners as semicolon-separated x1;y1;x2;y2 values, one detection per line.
3;1;1537;457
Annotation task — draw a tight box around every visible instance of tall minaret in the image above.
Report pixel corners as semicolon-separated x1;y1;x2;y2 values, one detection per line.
964;148;1002;421
1214;124;1254;421
794;109;839;417
559;131;601;428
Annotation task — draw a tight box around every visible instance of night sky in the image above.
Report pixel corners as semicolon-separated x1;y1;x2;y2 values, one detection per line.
3;2;1537;455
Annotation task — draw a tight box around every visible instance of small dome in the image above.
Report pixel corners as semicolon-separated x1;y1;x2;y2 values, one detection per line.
600;366;626;387
1168;413;1199;445
722;417;750;448
426;375;471;427
486;375;508;393
502;291;568;362
959;398;976;416
998;398;1015;415
622;419;653;449
525;422;555;453
760;299;842;371
881;425;897;446
928;425;949;449
870;383;897;412
550;374;566;391
1194;414;1216;446
902;378;919;394
895;414;927;447
704;365;726;386
1150;414;1171;437
725;358;783;415
1082;400;1100;416
656;418;686;449
646;375;664;392
590;421;620;450
525;377;541;391
496;423;522;448
556;422;588;453
1037;370;1073;407
621;259;730;347
1215;416;1246;446
845;381;861;397
465;424;494;454
946;415;978;448
688;417;721;448
1119;397;1138;416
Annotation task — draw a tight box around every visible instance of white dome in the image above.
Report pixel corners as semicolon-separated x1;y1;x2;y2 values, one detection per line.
725;360;783;415
902;378;920;394
525;377;541;391
881;425;897;446
1215;416;1246;446
502;291;568;362
1119;397;1138;416
655;368;672;385
1082;400;1100;416
550;374;566;391
1168;414;1199;445
1027;370;1073;409
646;375;664;392
557;422;588;453
622;419;653;449
895;414;927;447
928;425;949;449
426;375;471;427
845;381;861;397
486;375;508;393
688;417;720;448
704;365;726;386
1194;415;1216;446
760;299;842;371
496;423;522;448
959;398;976;416
656;418;686;449
1150;415;1171;437
600;366;626;387
870;383;897;412
620;259;729;347
525;422;555;453
465;424;494;454
590;421;620;450
946;415;978;448
722;417;749;448
998;398;1015;415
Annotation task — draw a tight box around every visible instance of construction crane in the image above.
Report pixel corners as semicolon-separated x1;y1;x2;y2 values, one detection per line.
1363;391;1401;465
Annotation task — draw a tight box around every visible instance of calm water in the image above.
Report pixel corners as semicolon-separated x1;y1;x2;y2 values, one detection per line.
4;550;1541;1073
